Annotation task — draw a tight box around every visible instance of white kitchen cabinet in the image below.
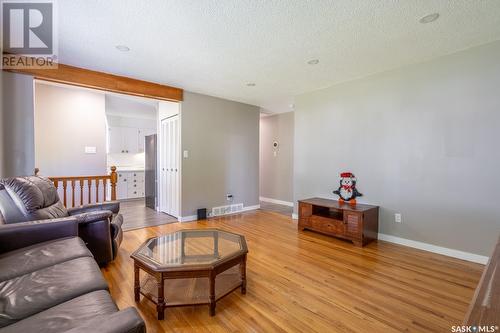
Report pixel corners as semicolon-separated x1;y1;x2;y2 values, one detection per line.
116;171;129;200
123;128;139;154
115;171;145;200
108;126;155;154
108;127;124;154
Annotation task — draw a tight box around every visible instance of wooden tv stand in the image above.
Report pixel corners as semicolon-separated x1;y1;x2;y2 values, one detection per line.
298;198;379;247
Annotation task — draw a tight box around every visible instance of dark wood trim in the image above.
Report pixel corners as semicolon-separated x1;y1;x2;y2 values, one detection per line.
4;59;183;102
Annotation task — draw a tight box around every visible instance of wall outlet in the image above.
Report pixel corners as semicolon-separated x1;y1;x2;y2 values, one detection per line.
395;213;402;223
226;194;233;201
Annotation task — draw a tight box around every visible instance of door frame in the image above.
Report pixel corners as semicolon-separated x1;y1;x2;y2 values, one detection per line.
158;114;181;218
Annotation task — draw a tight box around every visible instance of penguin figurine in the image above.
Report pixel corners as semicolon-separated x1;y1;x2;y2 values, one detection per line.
333;172;362;204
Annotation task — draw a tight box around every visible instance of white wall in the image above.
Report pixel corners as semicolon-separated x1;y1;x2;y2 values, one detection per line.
1;72;35;177
294;41;500;256
158;100;179;121
35;82;107;176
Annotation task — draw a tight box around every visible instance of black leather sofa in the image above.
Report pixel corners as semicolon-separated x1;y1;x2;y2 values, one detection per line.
0;217;145;333
0;176;123;265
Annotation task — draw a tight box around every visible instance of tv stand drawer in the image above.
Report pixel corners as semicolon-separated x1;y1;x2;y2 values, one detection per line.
310;215;344;234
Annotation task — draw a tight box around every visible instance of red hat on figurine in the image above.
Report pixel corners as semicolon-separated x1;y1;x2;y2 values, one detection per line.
340;172;354;178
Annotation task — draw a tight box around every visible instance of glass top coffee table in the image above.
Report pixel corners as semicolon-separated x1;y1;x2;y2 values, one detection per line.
131;229;248;320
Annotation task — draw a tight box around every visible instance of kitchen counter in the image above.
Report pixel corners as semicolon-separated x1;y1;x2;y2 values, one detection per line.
111;166;145;172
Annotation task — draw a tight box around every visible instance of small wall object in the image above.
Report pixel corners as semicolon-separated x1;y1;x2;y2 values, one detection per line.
333;172;363;204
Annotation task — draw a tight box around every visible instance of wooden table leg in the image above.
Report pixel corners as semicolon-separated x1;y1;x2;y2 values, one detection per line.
157;276;166;320
240;255;247;295
209;272;216;316
134;263;140;302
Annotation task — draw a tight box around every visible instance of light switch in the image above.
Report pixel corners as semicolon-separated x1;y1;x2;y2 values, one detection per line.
183;150;189;158
85;146;97;154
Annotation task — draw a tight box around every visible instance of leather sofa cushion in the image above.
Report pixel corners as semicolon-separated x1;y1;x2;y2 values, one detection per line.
0;290;117;333
0;237;92;282
0;257;108;328
28;200;68;221
0;177;63;214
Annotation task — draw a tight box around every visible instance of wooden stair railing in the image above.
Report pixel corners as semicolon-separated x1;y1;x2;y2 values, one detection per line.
34;166;118;208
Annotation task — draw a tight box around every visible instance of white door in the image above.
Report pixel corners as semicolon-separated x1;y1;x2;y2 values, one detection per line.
160;116;180;217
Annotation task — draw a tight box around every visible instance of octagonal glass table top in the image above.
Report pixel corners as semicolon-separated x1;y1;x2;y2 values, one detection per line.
133;229;247;270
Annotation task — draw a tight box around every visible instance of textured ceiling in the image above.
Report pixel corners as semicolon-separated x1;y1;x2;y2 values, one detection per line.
57;1;500;113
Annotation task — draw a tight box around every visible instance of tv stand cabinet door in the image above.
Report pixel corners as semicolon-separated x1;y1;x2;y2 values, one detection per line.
298;202;312;230
344;212;363;242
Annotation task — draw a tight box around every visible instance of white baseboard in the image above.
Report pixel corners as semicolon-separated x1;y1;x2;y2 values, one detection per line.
179;205;261;223
260;196;294;207
292;213;298;220
242;204;261;212
378;233;489;264
179;215;197;223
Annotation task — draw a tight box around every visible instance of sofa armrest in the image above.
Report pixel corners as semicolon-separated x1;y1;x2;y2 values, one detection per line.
68;201;120;215
0;216;79;254
65;308;146;333
74;210;113;224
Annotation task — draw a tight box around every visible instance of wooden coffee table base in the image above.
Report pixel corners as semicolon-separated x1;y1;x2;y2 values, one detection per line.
134;254;247;320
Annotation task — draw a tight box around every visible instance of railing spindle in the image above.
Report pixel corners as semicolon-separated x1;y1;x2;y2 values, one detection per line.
80;180;84;206
103;179;107;202
88;179;92;204
96;179;99;202
71;180;76;207
62;180;67;207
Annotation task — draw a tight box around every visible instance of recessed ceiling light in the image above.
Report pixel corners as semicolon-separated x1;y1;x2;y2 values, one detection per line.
307;59;319;65
246;83;256;87
115;45;130;52
419;13;440;24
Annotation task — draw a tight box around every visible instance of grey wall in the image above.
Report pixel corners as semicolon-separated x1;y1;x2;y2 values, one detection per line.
259;112;294;203
181;92;260;217
1;72;35;177
35;82;107;176
294;41;500;256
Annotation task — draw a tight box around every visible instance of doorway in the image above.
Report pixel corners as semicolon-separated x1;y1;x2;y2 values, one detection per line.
259;112;294;216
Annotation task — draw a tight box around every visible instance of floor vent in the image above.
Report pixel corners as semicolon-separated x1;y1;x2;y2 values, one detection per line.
212;203;244;217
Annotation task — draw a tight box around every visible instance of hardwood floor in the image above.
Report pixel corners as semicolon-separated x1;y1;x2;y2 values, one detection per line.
102;210;483;333
259;201;293;216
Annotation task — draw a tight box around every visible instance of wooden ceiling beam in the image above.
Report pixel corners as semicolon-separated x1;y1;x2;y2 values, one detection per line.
4;61;183;102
